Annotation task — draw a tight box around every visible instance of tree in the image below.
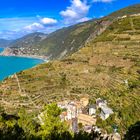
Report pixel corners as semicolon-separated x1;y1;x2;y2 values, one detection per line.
0;113;25;140
18;109;39;139
38;103;68;139
124;121;140;140
78;123;83;131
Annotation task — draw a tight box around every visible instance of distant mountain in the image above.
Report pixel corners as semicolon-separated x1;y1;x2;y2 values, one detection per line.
3;4;140;60
9;32;47;48
7;32;47;55
3;19;111;59
37;19;110;59
37;4;140;60
0;39;12;48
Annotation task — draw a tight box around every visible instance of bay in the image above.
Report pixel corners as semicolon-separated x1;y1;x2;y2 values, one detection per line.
0;56;44;81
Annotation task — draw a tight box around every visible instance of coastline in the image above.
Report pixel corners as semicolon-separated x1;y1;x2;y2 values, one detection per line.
0;54;48;81
0;54;49;62
0;47;49;62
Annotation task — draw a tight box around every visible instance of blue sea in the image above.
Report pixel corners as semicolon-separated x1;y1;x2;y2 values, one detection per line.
0;48;4;53
0;48;44;80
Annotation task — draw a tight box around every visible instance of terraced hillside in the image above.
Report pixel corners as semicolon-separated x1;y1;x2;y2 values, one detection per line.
108;4;140;19
0;14;140;134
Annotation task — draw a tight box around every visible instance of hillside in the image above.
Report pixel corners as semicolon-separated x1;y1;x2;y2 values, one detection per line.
0;12;140;135
2;19;111;59
36;19;110;59
2;32;47;56
2;4;140;60
108;4;140;19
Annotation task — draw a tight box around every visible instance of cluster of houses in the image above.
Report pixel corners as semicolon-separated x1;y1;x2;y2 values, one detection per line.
12;47;39;56
38;97;120;139
96;98;114;120
57;97;114;132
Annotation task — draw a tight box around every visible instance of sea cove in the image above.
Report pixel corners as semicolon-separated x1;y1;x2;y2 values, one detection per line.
0;56;44;80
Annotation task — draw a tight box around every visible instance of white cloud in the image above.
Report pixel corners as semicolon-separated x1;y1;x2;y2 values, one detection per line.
0;17;60;39
92;0;114;3
24;22;45;31
40;17;58;25
60;0;90;25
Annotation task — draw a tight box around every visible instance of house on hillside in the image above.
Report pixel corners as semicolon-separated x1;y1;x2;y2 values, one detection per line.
67;102;77;120
100;106;113;120
88;105;96;116
80;97;89;107
96;98;107;108
60;111;67;121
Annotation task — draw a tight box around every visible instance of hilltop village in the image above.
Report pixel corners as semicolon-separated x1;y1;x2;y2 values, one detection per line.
38;97;121;140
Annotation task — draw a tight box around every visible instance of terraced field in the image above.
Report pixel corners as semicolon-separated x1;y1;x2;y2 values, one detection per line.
0;15;140;134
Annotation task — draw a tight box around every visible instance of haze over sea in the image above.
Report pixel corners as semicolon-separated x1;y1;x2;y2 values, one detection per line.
0;48;43;80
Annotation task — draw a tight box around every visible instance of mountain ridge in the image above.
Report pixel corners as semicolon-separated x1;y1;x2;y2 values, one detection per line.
1;4;140;60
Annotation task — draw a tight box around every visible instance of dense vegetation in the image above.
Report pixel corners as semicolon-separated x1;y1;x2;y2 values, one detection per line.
37;19;106;59
1;104;140;139
0;103;102;140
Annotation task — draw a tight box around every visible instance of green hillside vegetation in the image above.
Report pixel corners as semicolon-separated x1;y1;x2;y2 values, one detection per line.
8;32;47;56
0;14;140;135
0;103;105;140
36;19;108;59
108;4;140;19
3;19;111;60
94;15;140;42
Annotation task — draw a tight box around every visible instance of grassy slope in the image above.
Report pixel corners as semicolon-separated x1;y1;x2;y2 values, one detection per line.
0;15;140;134
108;4;140;19
37;19;104;59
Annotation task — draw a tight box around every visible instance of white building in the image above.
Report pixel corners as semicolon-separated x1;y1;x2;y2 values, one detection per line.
67;102;77;120
88;105;96;116
96;98;107;108
100;106;113;120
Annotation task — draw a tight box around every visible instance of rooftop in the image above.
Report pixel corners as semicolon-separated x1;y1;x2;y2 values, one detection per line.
101;106;113;114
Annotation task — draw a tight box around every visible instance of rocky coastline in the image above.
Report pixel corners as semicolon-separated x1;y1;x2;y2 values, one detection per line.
0;47;49;62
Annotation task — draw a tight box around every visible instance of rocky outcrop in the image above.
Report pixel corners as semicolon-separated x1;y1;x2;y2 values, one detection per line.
0;48;14;56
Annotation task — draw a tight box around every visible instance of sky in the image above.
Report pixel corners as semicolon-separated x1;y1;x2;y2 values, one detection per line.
0;0;140;39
